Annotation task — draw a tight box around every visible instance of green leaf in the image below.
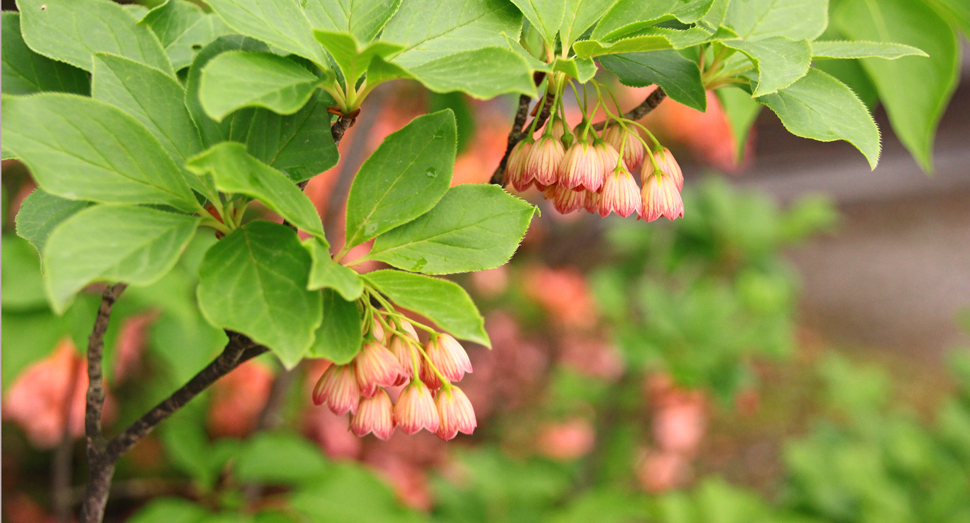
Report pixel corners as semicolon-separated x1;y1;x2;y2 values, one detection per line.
599;50;706;111
560;0;619;49
92;54;204;168
381;0;522;67
309;289;363;364
199;51;321;121
716;87;762;164
313;30;402;86
362;270;489;346
185;143;324;238
834;0;958;172
206;0;327;64
592;0;714;41
552;57;598;83
2;311;63;390
2;93;199;213
756;68;880;169
303;0;403;43
501;34;552;73
510;0;565;46
127;498;210;523
291;463;416;523
925;0;970;37
2;235;47;311
18;0;175;76
305;238;364;300
573;35;673;58
44;206;200;313
344;110;456;248
1;13;89;95
141;0;231;71
16;188;91;255
725;0;828;41
722;37;812;97
197;221;321;368
369;184;535;275
401;47;536;99
812;40;928;60
236;432;327;483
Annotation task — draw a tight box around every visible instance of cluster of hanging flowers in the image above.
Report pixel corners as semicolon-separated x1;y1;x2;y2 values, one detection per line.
312;316;476;441
505;82;684;221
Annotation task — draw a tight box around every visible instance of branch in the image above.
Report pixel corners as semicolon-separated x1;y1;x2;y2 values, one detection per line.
84;283;127;448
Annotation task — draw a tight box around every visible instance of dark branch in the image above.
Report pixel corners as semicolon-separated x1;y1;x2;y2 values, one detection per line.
84;283;127;448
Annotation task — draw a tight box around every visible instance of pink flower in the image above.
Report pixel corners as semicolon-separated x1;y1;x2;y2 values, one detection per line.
426;334;473;383
526;134;565;188
637;450;690;493
553;184;586;214
435;386;477;440
312;364;360;415
351;389;395;439
394;380;440;435
599;165;642;218
594;140;622;178
652;147;684;190
558;140;602;191
387;335;417;385
640;171;684;222
506;139;535;192
354;341;406;398
605;124;645;170
583;190;601;215
537;419;595;461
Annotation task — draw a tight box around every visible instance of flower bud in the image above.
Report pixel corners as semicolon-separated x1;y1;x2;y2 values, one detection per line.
550;117;568;142
652;148;683;191
436;386;477;440
640;171;684;222
553;184;585;214
526;135;565;189
583;190;601;215
394;380;440;435
558;140;603;191
364;315;384;341
312;364;360;415
426;334;472;383
506;139;535;192
599;165;643;218
351;388;395;440
354;341;406;398
605;125;645;170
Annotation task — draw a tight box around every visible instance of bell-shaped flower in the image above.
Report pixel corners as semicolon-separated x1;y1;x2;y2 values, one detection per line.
640;170;685;222
426;334;473;383
435;386;477;440
599;165;643;218
312;364;360;415
605;124;645;170
350;389;395;440
354;341;406;398
394;380;440;435
526;134;565;188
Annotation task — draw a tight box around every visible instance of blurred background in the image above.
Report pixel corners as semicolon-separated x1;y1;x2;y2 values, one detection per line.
2;7;970;521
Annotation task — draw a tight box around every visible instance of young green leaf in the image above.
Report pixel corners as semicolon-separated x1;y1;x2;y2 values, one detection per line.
716;87;762;165
722;37;812;97
305;238;364;300
401;47;537;99
43;205;200;313
199;51;321;121
344;110;456;249
573;35;673;58
381;0;522;67
369;184;536;275
126;499;211;523
303;0;403;43
197;221;322;368
15;188;91;255
835;0;958;172
552;57;598;83
92;54;204;166
560;0;619;50
235;432;327;484
725;0;828;41
308;289;363;364
185;143;325;238
599;50;707;111
756;68;881;170
18;0;175;76
510;0;565;46
141;0;231;71
812;41;928;60
206;0;327;65
313;30;402;86
592;0;713;41
2;93;199;213
363;270;489;347
1;13;89;95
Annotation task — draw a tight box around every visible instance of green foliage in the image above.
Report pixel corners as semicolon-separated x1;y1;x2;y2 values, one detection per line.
140;0;231;71
599;50;707;111
309;289;363;363
1;12;89;96
15;188;91;256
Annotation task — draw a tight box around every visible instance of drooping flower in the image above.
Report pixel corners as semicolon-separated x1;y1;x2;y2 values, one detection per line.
652;147;684;190
394;380;440;435
425;334;473;383
435;386;477;440
312;363;360;415
553;183;585;214
526;134;565;188
558;139;603;191
386;321;419;384
350;389;395;440
640;171;684;222
605;124;645;170
599;165;643;218
506;138;535;192
594;140;622;176
354;341;406;398
583;190;601;215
